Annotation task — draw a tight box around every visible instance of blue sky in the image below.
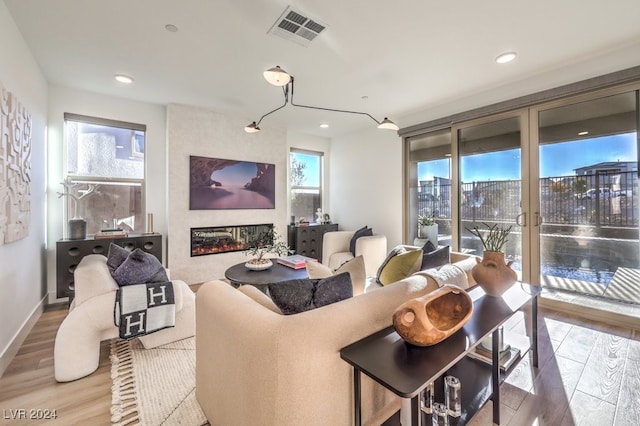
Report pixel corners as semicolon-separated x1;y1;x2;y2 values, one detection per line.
418;133;637;182
291;152;320;186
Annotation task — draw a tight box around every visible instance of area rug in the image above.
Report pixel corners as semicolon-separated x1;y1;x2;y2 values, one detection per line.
110;337;208;426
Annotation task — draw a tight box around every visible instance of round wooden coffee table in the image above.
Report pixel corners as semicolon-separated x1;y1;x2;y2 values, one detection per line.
224;261;308;290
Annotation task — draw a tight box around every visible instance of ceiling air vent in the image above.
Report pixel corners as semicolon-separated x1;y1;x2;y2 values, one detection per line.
268;6;327;47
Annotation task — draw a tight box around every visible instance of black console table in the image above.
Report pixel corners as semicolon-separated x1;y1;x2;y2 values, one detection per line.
56;233;162;301
287;223;338;262
340;283;540;425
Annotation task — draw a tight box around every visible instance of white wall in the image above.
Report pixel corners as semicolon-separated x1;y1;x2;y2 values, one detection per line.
46;86;167;302
330;127;403;249
0;2;48;375
167;104;289;284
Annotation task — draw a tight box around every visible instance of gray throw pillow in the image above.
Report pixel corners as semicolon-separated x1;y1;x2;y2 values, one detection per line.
268;279;315;315
421;244;450;270
107;243;131;274
268;272;353;315
112;248;168;286
314;272;353;308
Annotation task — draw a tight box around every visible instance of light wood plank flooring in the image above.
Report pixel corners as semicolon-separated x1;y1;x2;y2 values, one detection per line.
1;298;638;425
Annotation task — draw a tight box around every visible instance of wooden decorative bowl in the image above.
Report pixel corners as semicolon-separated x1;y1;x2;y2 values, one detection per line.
392;285;473;347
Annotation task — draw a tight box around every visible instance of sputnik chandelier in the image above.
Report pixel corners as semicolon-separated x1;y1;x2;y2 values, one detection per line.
244;66;399;133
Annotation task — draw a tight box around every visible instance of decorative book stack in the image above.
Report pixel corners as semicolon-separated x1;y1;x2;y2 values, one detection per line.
277;254;317;269
94;228;128;239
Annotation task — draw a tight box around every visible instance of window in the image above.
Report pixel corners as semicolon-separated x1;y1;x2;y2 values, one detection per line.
289;149;323;223
405;129;452;244
64;113;146;235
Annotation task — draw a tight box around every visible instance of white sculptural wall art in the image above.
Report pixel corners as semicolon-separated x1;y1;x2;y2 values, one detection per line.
0;80;32;245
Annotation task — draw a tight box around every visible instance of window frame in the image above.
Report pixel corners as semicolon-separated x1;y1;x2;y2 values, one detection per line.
289;148;324;222
63;113;147;235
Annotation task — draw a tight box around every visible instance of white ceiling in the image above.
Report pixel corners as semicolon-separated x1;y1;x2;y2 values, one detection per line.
5;0;640;137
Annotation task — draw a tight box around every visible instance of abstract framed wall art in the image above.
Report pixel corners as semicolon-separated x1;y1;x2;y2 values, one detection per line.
189;155;275;210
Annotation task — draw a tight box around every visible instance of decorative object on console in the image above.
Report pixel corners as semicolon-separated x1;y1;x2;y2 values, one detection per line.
94;228;127;239
466;223;517;296
57;181;100;240
376;245;422;285
145;212;154;234
267;272;353;314
189;155;275;210
418;215;438;244
244;227;291;270
392;284;473;347
244;66;399;133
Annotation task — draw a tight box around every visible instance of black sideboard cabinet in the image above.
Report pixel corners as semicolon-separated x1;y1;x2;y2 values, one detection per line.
56;233;162;300
287;223;338;263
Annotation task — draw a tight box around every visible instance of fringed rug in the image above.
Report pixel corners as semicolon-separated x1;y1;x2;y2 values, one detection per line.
110;337;208;426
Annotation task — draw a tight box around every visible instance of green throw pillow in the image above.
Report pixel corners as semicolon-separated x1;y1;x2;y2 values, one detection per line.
377;249;422;285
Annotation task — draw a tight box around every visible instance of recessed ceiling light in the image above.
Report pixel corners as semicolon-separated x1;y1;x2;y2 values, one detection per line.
320;123;329;128
114;74;134;84
578;131;589;136
495;52;517;64
165;24;178;32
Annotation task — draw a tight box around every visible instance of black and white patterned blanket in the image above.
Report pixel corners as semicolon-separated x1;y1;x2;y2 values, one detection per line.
114;281;176;339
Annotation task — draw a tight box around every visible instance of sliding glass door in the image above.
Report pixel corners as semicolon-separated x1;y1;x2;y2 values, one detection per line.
456;115;526;279
533;90;639;304
405;130;452;245
403;82;640;310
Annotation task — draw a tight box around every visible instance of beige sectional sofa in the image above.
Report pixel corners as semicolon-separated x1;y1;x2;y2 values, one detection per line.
195;251;477;426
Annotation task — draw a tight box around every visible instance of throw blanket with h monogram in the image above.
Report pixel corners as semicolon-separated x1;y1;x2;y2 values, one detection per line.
115;281;176;339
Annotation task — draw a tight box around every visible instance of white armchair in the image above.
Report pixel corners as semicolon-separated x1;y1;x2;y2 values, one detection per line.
54;254;195;382
322;230;387;277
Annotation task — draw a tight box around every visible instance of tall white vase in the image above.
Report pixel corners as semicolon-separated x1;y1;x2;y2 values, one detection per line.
419;224;438;245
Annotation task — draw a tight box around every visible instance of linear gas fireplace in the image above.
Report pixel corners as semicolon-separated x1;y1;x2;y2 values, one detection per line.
190;224;273;257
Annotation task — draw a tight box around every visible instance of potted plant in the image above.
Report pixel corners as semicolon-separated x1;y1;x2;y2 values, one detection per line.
465;223;517;296
245;227;291;270
418;215;438;244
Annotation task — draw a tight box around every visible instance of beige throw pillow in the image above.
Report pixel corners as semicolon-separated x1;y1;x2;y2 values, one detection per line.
306;255;367;296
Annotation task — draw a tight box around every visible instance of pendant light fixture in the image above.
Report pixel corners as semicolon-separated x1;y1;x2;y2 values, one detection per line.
245;66;399;133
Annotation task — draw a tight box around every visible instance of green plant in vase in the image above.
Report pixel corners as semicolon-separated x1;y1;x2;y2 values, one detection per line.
245;227;291;270
418;215;438;243
465;222;517;296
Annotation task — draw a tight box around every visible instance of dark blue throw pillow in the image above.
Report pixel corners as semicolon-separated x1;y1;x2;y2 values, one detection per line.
268;272;353;315
349;226;373;256
111;248;169;286
420;243;450;270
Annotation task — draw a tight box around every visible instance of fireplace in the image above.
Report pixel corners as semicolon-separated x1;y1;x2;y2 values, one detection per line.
190;224;273;257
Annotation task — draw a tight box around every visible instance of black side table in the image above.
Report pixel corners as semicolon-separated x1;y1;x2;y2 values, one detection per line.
340;283;540;425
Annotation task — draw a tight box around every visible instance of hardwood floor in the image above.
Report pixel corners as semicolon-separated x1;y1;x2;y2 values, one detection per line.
469;307;640;426
0;296;638;425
